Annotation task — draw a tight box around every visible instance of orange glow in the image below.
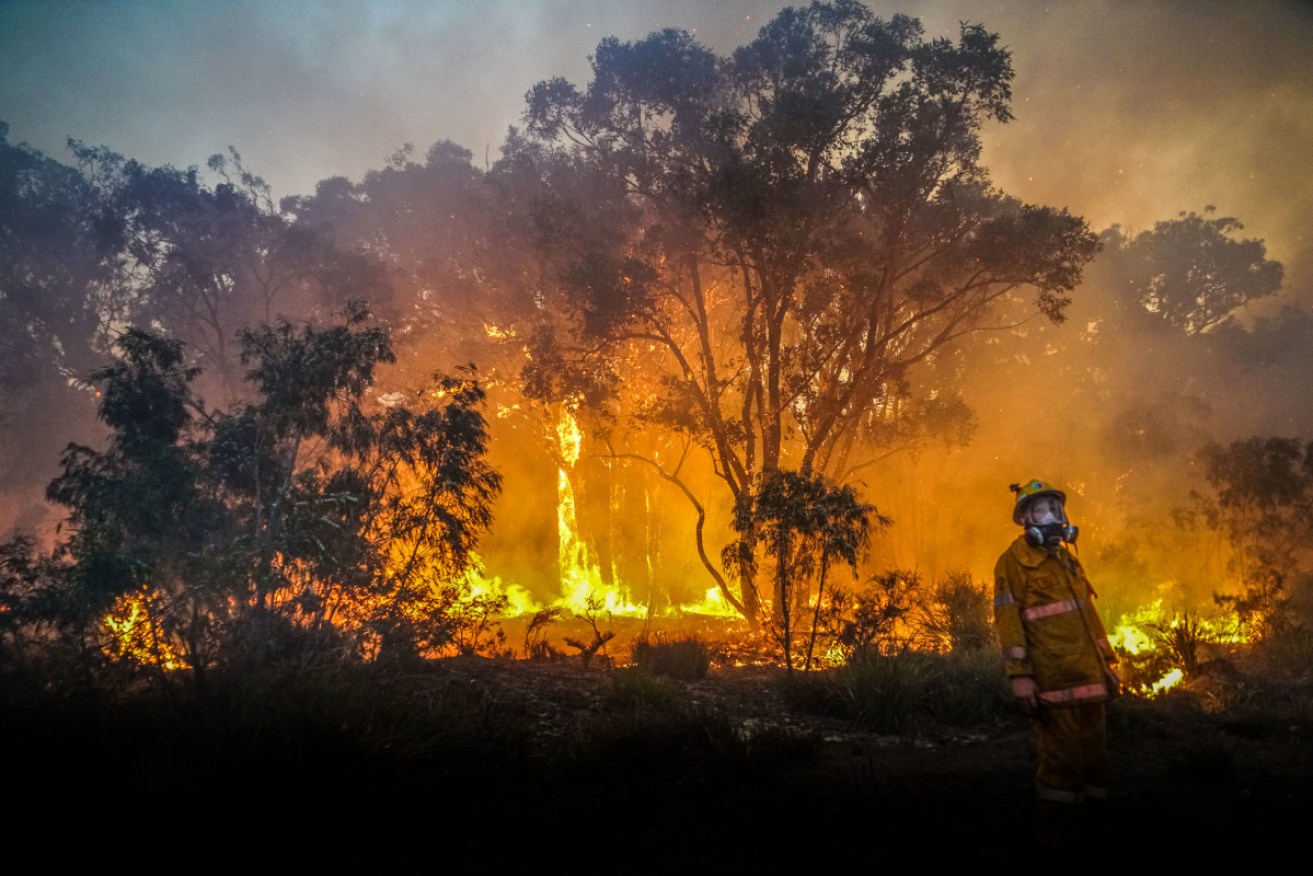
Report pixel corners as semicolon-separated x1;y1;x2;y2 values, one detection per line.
1108;598;1248;697
554;407;645;617
103;588;189;671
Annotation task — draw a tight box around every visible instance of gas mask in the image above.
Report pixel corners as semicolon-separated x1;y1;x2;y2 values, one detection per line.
1022;496;1079;548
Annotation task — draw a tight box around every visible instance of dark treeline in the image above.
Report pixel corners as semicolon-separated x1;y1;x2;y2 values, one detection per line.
3;1;1312;686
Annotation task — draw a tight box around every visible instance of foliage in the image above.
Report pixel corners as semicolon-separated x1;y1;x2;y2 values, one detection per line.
829;650;927;734
1190;435;1313;641
921;648;1014;726
0;125;113;502
826;568;923;658
1111;208;1283;336
563;593;617;667
523;606;568;661
914;570;997;655
14;303;502;687
508;2;1100;625
66;143;393;398
629;632;714;681
1153;611;1212;678
780;647;1009;733
1214;570;1296;645
725;469;883;670
607;665;684;710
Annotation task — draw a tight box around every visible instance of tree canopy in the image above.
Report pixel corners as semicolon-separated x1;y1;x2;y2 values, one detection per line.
19;303;503;685
502;1;1100;621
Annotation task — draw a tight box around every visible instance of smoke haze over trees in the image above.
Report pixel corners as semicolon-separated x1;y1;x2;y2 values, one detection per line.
1;1;1311;632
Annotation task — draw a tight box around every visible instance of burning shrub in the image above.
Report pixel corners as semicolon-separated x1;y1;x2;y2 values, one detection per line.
723;470;883;672
562;593;616;667
523;606;567;662
1214;568;1294;645
827;568;922;660
913;570;998;655
24;303;503;687
1153;611;1212;678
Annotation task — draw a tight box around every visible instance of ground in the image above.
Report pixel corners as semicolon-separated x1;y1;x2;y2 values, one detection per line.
20;641;1310;869
412;653;1313;868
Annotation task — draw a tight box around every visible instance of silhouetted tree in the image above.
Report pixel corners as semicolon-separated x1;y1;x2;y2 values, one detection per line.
0;123;116;521
725;469;884;669
1107;208;1283;336
32;302;501;687
509;2;1099;623
68;143;393;400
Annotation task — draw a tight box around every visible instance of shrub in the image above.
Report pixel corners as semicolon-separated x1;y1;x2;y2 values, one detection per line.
523;606;567;662
629;633;713;680
827;569;922;659
921;648;1012;726
915;570;997;654
607;665;684;710
778;648;1010;733
839;650;936;733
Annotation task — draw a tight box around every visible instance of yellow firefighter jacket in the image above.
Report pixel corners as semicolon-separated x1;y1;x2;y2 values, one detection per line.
993;536;1120;705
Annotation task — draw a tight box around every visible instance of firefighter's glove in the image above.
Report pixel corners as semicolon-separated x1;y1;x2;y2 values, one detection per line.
1011;675;1039;716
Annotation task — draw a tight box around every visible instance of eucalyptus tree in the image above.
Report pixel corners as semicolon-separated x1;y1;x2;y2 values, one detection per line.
725;468;884;669
40;302;501;686
0;123;116;513
69;144;391;401
507;1;1099;623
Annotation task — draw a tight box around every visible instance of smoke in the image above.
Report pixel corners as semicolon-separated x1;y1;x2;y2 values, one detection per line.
5;1;1308;272
2;0;1312;616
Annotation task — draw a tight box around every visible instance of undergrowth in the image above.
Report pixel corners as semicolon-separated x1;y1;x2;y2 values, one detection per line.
777;648;1012;735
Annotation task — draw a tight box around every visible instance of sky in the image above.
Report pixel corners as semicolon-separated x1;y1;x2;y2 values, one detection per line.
2;0;1312;282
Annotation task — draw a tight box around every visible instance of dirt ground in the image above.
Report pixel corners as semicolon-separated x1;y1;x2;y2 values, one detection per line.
411;654;1313;869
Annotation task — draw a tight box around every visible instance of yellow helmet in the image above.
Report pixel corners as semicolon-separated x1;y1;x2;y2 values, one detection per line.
1009;479;1066;525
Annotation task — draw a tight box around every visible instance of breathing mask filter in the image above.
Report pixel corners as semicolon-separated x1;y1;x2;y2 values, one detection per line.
1025;521;1079;548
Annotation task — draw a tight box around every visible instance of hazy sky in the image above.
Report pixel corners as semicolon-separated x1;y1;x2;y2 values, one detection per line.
3;0;1311;277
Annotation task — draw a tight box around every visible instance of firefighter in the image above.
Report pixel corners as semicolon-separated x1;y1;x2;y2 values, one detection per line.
993;478;1121;846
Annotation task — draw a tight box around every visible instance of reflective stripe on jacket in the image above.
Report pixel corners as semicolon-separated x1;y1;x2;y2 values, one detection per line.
993;535;1120;705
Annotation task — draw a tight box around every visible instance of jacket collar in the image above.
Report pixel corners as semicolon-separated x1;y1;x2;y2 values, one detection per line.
1011;534;1057;568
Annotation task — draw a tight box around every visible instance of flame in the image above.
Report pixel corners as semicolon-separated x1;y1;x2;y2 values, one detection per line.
103;588;189;671
554;407;645;617
96;406;1256;676
464;563;540;617
1108;597;1249;696
677;586;741;618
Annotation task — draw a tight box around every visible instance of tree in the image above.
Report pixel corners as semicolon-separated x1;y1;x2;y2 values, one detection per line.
1188;436;1313;642
725;469;885;670
37;302;502;687
69;143;392;400
0;123;117;525
285;139;579;604
509;2;1099;623
1108;208;1283;336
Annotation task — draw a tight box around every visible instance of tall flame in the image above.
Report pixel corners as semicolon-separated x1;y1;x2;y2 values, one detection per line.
554;407;645;616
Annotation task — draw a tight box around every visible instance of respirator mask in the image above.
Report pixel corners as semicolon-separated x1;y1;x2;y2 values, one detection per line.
1022;496;1079;548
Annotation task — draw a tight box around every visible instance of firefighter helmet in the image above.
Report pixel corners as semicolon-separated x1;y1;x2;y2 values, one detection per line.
1009;479;1067;525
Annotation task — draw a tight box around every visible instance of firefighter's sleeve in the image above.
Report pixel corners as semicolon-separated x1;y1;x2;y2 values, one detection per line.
992;554;1033;678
